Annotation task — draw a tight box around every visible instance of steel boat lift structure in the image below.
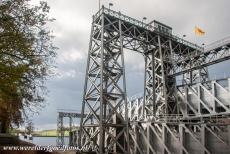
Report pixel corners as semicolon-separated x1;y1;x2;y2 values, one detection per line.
76;6;230;154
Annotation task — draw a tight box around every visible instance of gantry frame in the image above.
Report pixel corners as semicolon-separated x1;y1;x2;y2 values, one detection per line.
56;111;83;146
79;6;230;153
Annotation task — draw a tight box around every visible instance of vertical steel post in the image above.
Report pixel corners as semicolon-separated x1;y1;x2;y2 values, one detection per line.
157;35;168;115
79;15;95;149
99;11;105;154
143;56;147;118
119;17;129;153
179;124;184;154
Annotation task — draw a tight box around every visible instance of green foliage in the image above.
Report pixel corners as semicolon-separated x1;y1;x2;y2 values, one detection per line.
25;121;34;134
35;129;69;137
0;0;57;132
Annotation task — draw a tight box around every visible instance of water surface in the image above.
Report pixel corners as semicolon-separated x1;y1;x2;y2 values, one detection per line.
19;136;69;146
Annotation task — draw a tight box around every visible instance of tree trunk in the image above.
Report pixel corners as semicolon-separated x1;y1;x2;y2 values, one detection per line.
0;119;9;133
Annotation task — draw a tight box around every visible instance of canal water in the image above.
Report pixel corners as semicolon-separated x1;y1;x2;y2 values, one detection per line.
19;136;69;146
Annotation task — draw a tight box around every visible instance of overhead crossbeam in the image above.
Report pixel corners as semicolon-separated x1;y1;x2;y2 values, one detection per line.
172;40;230;76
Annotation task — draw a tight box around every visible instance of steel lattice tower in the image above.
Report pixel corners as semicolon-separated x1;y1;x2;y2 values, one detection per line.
80;9;129;153
79;6;230;154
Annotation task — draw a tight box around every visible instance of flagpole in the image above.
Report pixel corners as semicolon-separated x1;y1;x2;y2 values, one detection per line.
99;0;101;10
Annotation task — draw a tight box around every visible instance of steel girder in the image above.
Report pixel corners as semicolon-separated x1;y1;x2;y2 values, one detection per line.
129;122;230;154
80;7;180;153
172;38;230;77
177;78;230;118
79;6;230;153
56;112;83;146
143;36;178;118
80;12;129;153
57;113;64;146
127;78;230;120
115;83;230;154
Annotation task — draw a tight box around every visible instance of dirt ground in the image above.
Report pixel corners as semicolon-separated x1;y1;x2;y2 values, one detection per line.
0;134;79;154
0;136;63;154
58;151;77;154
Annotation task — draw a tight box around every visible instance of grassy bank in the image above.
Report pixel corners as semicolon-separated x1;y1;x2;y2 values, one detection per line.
33;129;69;137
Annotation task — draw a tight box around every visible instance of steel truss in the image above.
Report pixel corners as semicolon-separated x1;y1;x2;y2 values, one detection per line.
56;112;82;146
177;78;230;118
79;6;230;153
80;11;129;153
129;122;230;154
172;38;230;77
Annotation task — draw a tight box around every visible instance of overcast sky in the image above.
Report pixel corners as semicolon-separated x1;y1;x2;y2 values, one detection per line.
28;0;230;130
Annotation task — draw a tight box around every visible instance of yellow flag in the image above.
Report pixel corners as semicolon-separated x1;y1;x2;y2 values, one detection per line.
195;26;205;36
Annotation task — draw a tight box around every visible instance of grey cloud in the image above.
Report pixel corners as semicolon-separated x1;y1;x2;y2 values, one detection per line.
29;0;230;129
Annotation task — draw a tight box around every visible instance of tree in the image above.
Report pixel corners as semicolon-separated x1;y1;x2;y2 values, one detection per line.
0;0;57;133
25;120;34;135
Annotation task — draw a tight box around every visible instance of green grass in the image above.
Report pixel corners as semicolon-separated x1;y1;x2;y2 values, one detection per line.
10;127;79;137
34;129;69;137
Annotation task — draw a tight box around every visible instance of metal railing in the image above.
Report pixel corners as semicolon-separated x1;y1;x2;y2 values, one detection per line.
129;114;230;124
205;35;230;52
94;6;203;51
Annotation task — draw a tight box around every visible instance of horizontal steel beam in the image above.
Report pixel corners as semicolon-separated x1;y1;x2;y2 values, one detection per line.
172;43;230;76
